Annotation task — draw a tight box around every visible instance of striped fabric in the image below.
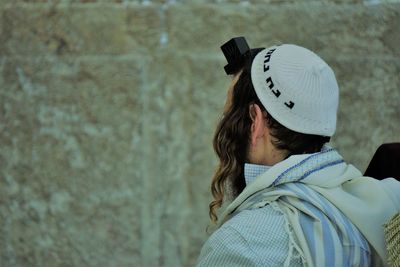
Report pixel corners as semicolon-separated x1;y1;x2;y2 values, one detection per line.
282;183;370;266
221;148;371;266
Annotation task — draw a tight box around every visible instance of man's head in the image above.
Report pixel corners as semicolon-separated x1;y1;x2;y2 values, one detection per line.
251;44;339;136
209;38;339;223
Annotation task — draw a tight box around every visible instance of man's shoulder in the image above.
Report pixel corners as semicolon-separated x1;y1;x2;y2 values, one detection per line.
213;204;289;251
197;204;293;267
223;203;286;235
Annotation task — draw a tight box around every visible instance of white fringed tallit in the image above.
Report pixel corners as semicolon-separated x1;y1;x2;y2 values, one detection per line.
219;147;400;266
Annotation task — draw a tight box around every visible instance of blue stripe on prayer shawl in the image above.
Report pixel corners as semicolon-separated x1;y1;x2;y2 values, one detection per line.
290;183;368;249
335;205;369;252
343;246;348;267
319;192;369;255
283;183;370;266
272;148;335;186
348;245;354;266
298;211;317;263
300;200;336;267
281;184;333;266
361;246;370;267
289;184;368;265
360;247;367;266
294;184;350;243
297;160;344;181
293;184;355;264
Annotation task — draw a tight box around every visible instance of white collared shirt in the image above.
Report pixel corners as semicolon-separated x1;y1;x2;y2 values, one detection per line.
244;163;271;185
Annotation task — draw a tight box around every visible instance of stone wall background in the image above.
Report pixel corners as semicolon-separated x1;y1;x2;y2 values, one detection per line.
0;0;399;266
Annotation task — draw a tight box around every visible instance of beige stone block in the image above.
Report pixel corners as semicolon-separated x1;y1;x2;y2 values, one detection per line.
1;4;161;56
0;7;3;56
1;56;144;169
166;3;400;57
136;52;223;266
0;56;146;266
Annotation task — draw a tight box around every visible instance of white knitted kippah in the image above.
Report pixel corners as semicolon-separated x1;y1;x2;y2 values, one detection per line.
251;44;339;137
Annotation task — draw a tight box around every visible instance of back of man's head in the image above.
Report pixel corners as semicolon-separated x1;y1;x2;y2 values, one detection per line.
251;44;339;137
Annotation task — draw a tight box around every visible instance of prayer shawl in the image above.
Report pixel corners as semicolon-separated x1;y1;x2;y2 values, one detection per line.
219;148;400;267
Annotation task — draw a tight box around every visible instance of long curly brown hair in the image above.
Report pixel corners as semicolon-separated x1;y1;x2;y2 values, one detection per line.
209;52;330;223
209;56;260;223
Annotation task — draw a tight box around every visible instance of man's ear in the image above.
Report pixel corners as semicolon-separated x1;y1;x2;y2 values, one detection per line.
249;104;265;146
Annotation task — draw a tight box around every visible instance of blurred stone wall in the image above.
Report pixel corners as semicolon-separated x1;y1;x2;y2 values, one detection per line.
0;0;399;266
